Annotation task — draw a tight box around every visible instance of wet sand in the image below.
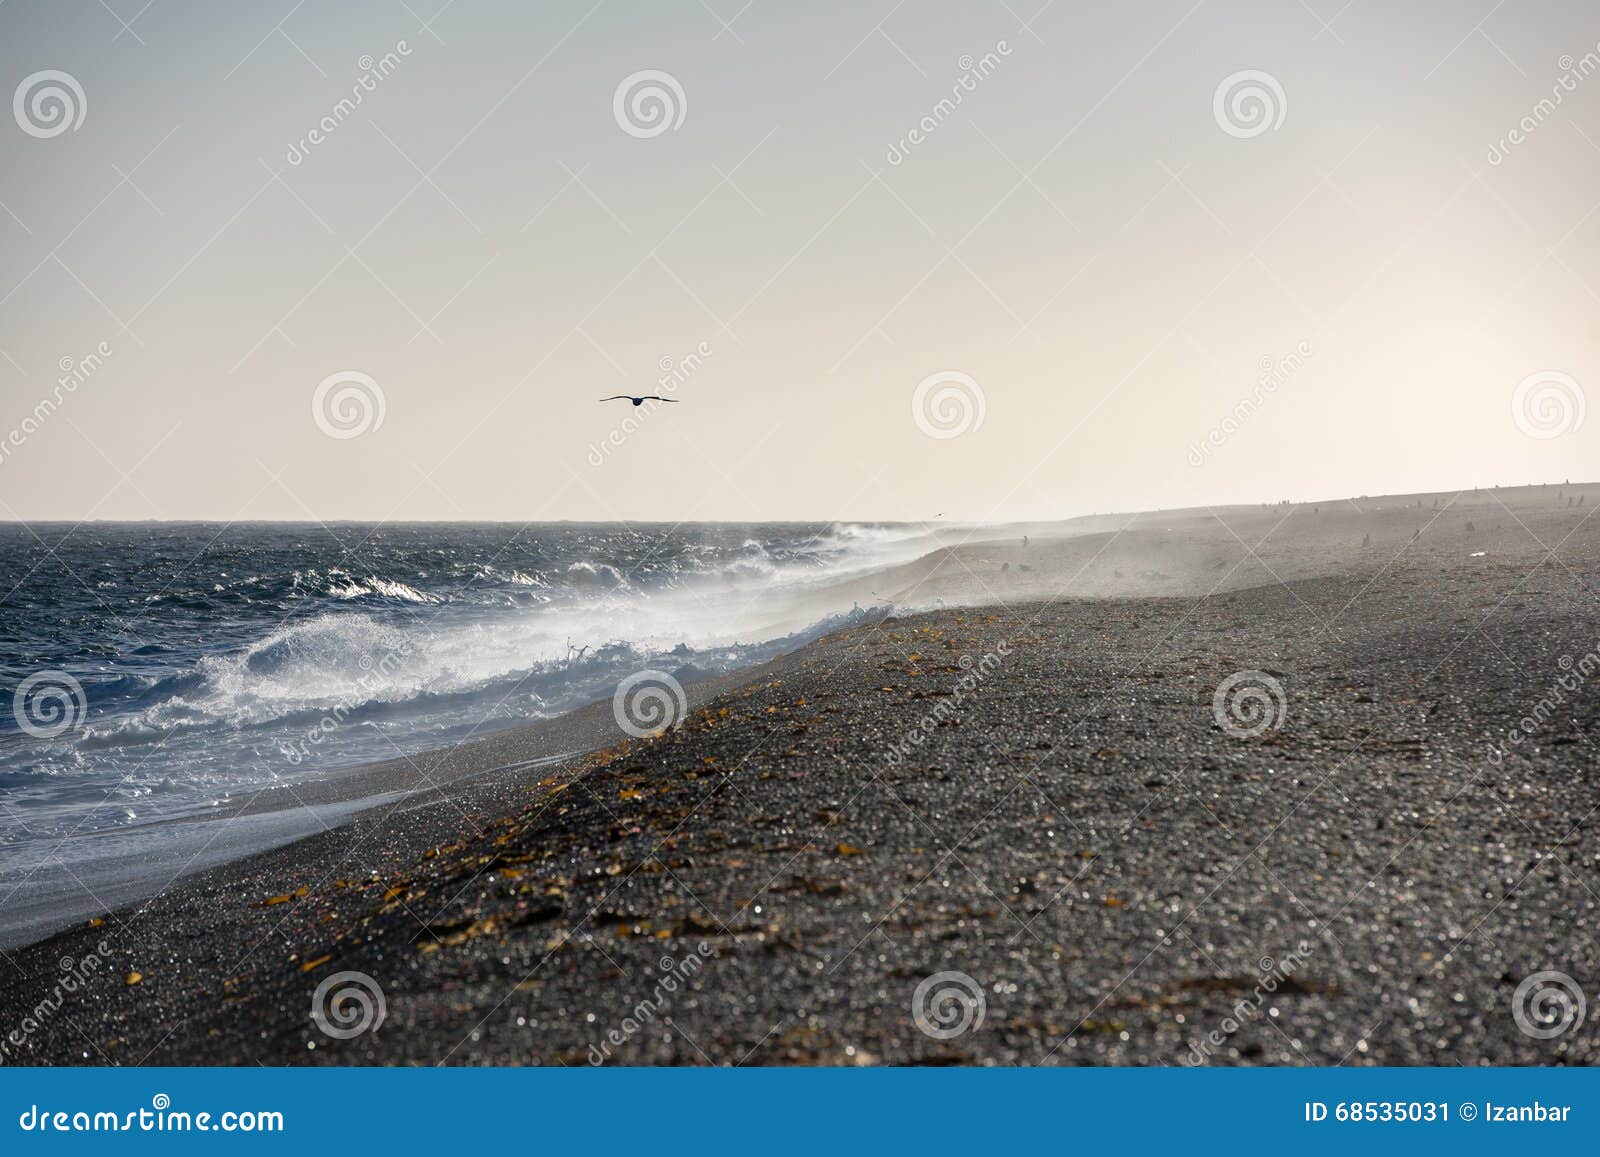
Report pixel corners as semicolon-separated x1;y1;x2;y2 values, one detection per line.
3;484;1598;1066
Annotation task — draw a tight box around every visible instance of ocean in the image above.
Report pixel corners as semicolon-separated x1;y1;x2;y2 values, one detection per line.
0;521;939;939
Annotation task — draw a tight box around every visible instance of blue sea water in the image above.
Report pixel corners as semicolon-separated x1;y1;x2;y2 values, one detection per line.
0;521;935;853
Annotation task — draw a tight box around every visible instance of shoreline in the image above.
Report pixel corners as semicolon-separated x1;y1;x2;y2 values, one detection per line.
0;516;1058;951
3;485;1597;1065
0;644;829;951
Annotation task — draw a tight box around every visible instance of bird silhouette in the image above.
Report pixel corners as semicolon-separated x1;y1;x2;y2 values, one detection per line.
599;394;678;407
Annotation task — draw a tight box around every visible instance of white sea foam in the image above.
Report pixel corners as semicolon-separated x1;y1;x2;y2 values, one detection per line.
326;575;441;602
2;522;951;856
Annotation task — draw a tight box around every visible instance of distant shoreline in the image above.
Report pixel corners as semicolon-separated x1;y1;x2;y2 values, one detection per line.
1;478;1591;526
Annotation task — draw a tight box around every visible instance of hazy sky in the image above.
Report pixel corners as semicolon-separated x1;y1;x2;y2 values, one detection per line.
1;0;1597;522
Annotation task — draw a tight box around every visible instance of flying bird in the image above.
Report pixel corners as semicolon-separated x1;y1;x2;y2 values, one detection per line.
599;394;679;407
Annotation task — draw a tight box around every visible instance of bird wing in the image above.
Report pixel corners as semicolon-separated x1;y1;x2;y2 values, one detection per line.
598;395;632;402
642;396;679;403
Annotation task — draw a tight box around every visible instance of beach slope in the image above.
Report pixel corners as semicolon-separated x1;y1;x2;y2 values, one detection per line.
3;486;1597;1066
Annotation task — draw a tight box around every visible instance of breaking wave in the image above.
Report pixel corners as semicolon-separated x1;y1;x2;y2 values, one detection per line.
0;521;944;841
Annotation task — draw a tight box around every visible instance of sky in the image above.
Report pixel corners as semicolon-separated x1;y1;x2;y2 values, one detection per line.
0;0;1597;523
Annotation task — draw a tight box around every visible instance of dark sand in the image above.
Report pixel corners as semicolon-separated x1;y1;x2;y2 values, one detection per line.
3;484;1598;1065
